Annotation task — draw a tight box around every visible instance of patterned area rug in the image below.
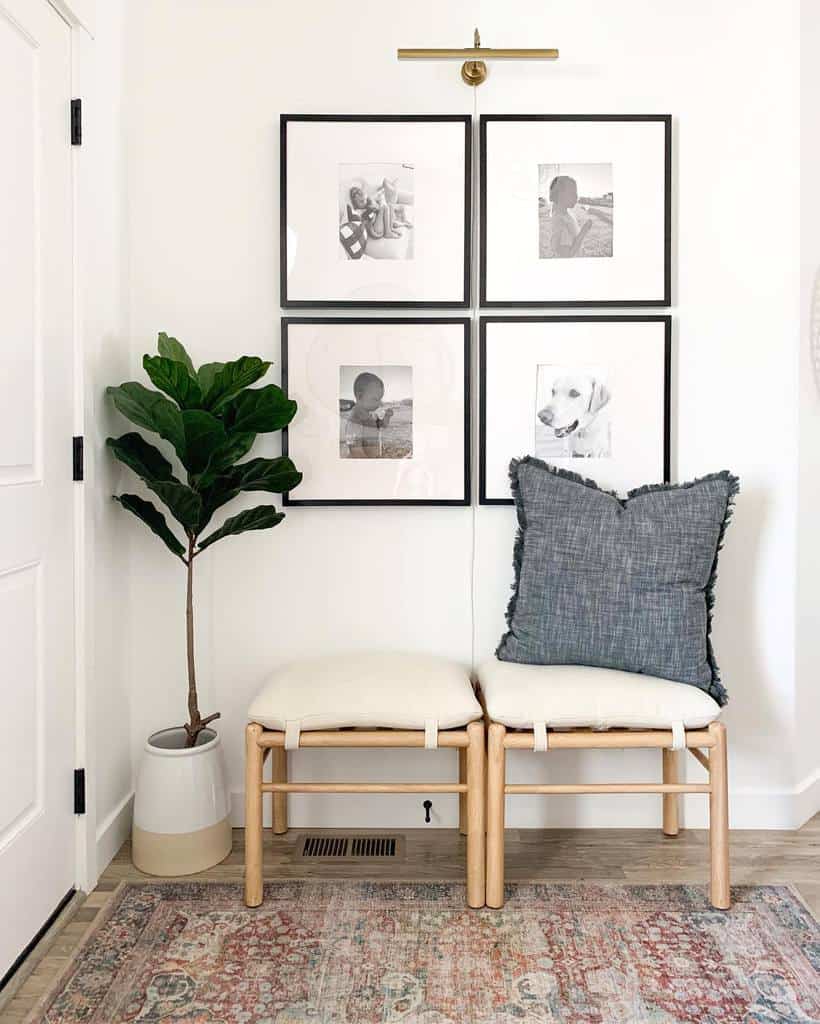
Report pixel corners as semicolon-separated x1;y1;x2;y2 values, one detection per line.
29;881;820;1023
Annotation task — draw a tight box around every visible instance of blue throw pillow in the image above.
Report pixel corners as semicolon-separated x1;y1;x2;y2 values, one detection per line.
497;458;739;704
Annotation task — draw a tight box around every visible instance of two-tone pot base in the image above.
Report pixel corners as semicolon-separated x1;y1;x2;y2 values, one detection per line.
133;727;232;877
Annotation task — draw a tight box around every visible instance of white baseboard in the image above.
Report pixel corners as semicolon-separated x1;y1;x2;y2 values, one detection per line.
84;772;819;878
96;791;133;875
229;776;820;832
794;765;820;827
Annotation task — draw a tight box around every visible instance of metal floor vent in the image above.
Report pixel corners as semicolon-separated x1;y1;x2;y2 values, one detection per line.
296;834;405;860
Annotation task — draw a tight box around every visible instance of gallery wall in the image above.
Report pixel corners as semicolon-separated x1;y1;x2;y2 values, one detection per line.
115;0;813;834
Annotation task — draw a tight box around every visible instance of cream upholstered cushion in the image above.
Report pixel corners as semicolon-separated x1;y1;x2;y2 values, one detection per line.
248;652;482;733
478;658;721;731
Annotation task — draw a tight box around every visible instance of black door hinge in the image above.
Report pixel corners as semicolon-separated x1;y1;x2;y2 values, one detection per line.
70;99;82;145
72;436;84;481
73;769;86;815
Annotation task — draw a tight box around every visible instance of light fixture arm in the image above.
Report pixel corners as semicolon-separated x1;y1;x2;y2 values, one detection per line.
397;27;559;88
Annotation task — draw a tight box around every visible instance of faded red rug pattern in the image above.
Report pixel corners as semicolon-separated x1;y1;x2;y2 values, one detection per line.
31;882;820;1023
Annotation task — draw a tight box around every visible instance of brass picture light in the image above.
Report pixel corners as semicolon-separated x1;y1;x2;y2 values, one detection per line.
398;28;558;86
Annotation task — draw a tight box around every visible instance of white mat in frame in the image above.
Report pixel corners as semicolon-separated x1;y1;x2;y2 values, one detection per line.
479;316;671;504
480;115;671;307
282;317;470;506
281;116;472;308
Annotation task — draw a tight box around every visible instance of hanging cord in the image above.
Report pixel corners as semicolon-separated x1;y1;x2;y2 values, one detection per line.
469;86;479;676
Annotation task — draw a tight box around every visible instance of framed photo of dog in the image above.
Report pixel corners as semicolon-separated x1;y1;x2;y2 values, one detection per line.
282;317;470;506
281;115;472;308
480;115;671;307
479;316;671;504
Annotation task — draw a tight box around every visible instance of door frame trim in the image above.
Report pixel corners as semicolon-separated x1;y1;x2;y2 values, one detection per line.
62;0;133;894
48;0;93;36
51;0;96;892
69;7;96;894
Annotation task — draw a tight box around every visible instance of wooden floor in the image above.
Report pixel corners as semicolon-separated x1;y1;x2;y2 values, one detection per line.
2;815;818;1022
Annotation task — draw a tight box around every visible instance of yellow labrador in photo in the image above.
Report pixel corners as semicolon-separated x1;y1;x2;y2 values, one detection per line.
537;373;611;458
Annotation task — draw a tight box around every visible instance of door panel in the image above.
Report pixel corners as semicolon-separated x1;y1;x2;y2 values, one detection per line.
0;565;41;841
0;4;38;479
0;0;76;981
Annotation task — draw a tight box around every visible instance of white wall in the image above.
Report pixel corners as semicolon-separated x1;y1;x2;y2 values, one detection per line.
116;0;814;835
796;0;820;820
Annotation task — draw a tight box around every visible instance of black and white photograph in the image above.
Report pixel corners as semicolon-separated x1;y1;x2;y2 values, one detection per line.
535;364;612;459
480;115;670;306
282;115;471;307
339;364;413;459
538;163;613;259
339;164;415;261
283;318;469;505
480;316;670;503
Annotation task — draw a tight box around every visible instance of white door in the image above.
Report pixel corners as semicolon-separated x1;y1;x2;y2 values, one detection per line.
0;0;76;980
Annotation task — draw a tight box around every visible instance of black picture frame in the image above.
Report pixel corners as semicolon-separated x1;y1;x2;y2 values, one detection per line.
479;114;672;308
280;115;472;309
282;316;472;506
479;315;672;505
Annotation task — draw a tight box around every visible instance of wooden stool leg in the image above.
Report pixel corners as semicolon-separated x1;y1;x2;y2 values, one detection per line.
708;721;730;909
271;748;288;835
662;747;680;836
244;723;264;907
466;721;486;908
458;747;468;836
486;723;506;909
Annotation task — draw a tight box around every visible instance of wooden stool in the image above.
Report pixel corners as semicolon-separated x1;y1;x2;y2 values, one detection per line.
244;652;486;908
479;660;730;911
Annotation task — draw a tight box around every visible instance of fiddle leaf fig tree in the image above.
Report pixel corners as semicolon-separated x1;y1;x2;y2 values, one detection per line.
108;333;302;747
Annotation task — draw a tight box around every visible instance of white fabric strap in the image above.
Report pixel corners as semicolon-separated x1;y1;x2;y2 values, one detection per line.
424;719;438;749
533;720;549;752
670;721;685;751
284;719;301;751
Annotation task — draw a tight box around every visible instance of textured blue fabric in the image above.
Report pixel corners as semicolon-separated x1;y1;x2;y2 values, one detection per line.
497;458;739;705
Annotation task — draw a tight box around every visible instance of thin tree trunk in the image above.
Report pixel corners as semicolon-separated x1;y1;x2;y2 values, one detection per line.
183;536;220;748
185;536;201;747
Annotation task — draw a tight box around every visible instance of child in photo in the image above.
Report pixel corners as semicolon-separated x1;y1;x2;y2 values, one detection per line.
546;175;592;258
339;164;415;261
376;177;414;231
341;371;393;458
347;184;403;241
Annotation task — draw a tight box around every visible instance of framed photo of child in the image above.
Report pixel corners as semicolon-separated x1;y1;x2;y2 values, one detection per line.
479;315;671;504
480;115;671;307
282;318;470;505
281;115;472;308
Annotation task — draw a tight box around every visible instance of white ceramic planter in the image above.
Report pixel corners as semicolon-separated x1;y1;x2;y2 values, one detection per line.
132;727;232;876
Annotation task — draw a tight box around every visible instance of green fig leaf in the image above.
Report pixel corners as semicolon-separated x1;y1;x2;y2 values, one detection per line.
157;332;196;376
177;410;227;474
106;433;176;482
197;504;285;552
107;383;185;453
114;494;186;559
197;456;302;529
143;355;203;408
144;479;202;530
195;430;256;486
200;357;271;412
196;362;225;398
223;384;296;433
